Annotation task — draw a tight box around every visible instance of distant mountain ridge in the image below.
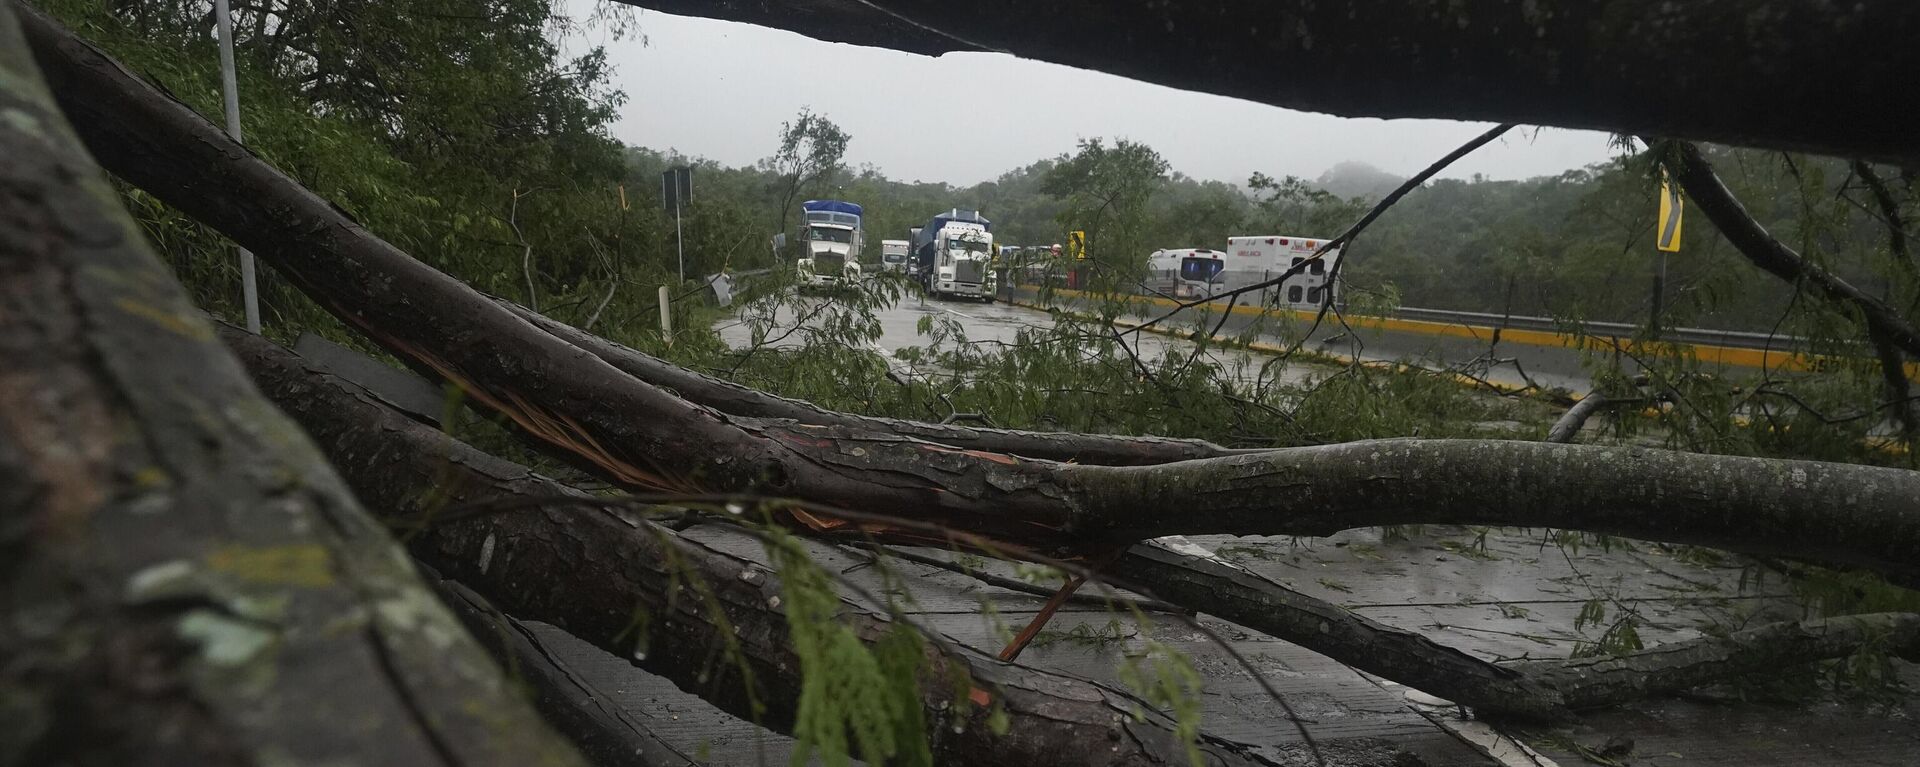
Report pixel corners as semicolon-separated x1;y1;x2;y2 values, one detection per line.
1313;160;1407;200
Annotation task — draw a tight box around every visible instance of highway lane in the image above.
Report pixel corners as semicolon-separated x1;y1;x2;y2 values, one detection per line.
714;290;1330;390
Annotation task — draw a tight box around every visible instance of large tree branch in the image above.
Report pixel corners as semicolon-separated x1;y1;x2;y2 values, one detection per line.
1520;612;1920;710
612;1;1919;163
225;328;1344;767
424;569;699;767
1119;545;1920;719
1851;160;1920;436
1115;543;1570;720
1666;141;1920;359
0;6;582;763
1063;441;1920;579
1852;160;1913;272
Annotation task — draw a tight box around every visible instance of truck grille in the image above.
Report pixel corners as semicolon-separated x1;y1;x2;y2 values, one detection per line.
814;253;845;274
954;260;984;284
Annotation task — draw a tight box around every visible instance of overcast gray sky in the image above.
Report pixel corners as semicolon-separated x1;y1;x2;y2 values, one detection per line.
566;5;1619;186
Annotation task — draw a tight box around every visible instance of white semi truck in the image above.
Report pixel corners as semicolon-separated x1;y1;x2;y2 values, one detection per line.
912;209;995;302
797;199;864;291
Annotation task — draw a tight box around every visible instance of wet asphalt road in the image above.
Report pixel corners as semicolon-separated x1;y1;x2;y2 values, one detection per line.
714;290;1327;389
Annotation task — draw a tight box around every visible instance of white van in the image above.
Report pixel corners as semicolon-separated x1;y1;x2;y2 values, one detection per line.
1224;235;1341;307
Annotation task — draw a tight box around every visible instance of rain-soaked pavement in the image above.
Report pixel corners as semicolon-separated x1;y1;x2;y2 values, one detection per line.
713;291;1330;390
534;525;1918;765
519;291;1920;764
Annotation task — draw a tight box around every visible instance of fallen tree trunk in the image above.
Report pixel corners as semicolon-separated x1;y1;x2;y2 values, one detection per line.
610;1;1920;164
225;328;1351;767
503;298;1240;465
423;567;699;767
1120;542;1920;719
1521;612;1920;710
26;6;1920;579
1115;543;1570;720
1546;392;1616;444
0;8;582;763
233;330;1920;736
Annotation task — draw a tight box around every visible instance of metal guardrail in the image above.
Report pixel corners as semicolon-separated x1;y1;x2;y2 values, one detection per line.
1384;306;1799;351
1002;281;1810;354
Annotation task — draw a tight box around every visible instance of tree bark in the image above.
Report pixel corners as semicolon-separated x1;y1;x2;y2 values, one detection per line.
502;298;1240;465
0;6;583;764
610;1;1920;164
1852;160;1920;438
1852;160;1913;273
224;328;1336;767
1064;441;1920;579
25;7;1920;583
1520;612;1920;710
1666;141;1920;360
1546;392;1614;444
422;567;699;767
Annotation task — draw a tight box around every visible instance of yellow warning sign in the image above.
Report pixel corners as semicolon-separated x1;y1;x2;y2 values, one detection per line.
1657;172;1684;253
1068;230;1087;260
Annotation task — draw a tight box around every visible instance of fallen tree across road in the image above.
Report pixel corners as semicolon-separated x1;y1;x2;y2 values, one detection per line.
26;4;1920;584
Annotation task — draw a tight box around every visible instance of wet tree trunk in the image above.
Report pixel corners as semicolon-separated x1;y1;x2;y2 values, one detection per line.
1546;393;1615;444
1521;612;1920;710
224;329;1351;767
422;567;699;767
1119;543;1920;719
0;7;583;764
1115;543;1570;720
24;6;1920;581
610;0;1920;163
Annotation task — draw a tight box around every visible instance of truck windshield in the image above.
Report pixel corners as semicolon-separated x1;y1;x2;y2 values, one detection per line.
948;240;988;255
883;254;905;263
809;227;853;244
1180;258;1224;282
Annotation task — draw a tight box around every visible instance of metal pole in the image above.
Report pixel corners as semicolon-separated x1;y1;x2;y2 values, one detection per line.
674;196;686;284
657;285;673;346
214;0;260;334
1649;250;1668;336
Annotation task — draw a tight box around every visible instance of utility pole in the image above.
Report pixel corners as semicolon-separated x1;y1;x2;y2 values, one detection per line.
214;0;259;333
663;166;693;283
